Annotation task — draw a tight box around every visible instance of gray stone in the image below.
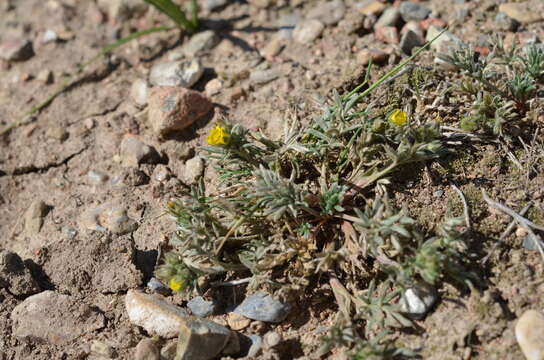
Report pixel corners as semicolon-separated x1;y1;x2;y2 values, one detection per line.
11;291;105;344
494;12;520;32
152;164;171;182
375;7;401;28
293;19;325;44
147;277;170;295
88;170;110;185
24;200;47;234
80;203;138;235
516;310;544;360
178;156;204;185
149;60;204;88
522;235;543;251
247;335;263;357
181;31;219;58
176;318;232;360
263;331;282;349
204;0;227;11
399;1;431;22
125;290;190;338
250;69;280;85
90;340;115;358
400;29;424;55
135;338;160;360
188;296;217;317
131;79;149;107
307;0;346;26
0;38;34;61
399;282;437;320
120;135;160;168
62;226;78;239
42;29;58;43
233;293;291;323
97;0;149;21
0;250;40;296
277;14;301;40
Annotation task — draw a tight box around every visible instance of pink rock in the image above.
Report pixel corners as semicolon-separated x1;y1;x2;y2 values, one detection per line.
375;26;399;44
148;86;213;137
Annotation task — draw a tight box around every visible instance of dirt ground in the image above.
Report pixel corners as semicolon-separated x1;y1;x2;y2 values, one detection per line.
0;0;543;359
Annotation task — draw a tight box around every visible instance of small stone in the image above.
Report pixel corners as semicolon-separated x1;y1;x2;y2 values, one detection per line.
233;293;291;323
88;170;110;185
426;25;465;59
176;156;204;185
293;19;325;44
375;7;400;28
516;310;544;360
135;338;160;360
247;335;263;357
125;290;190;338
399;282;437;320
147;277;170;295
399;1;431;22
204;0;227;11
400;21;424;38
455;7;470;22
227;312;251;331
375;26;399;44
400;29;424;55
498;1;544;24
176;318;232;360
120;135;160;167
11;291;105;344
0;38;34;61
307;0;346;26
228;87;245;102
433;189;444;198
357;48;388;65
45;126;69;141
81;203;138;235
0;250;40;296
359;1;387;16
205;78;223;97
24;200;48;234
90;340;115;358
263;331;282;349
152;164;171;182
188;296;217;317
42;29;58;43
131;79;149;107
148;87;213;137
161;341;177;360
516;227;529;239
181;30;219;58
97;0;149;22
121;167;150;186
277;14;301;40
250;69;280;85
522;235;543;251
260;38;284;59
63;226;78;239
84;118;96;129
37;69;53;84
149;60;204;88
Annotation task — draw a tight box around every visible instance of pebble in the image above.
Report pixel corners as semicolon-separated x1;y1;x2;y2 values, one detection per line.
120;135;160;167
37;69;53;84
205;78;223;97
148;86;213;137
426;25;465;58
263;331;282;349
399;1;431;22
151;164;171;182
97;0;149;22
188;296;217;317
233;293;291;323
260;38;284;59
498;1;544;24
88;170;110;185
0;38;34;61
250;68;280;85
42;29;58;43
399;283;437;320
0;250;40;296
307;0;346;26
204;0;227;11
227;312;252;331
134;338;160;360
375;26;399;44
180;30;219;58
160;341;177;360
400;29;424;55
176;318;233;360
90;340;115;358
358;0;386;16
24;200;48;234
516;310;544;360
62;226;78;239
375;7;400;28
131;79;148;107
178;156;204;185
293;19;325;44
45;126;69;141
149;60;203;88
125;290;190;338
11;291;105;344
147;277;170;295
81;203;138;235
356;48;388;65
121;167;150;186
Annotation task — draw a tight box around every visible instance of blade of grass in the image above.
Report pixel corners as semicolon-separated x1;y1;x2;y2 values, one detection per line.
144;0;197;31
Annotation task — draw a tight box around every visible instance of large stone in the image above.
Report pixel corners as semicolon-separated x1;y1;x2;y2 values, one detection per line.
0;250;40;296
176;319;232;360
498;1;544;24
125;290;190;338
516;310;544;360
11;291;105;344
148;87;213;137
233;293;291;323
149;60;204;88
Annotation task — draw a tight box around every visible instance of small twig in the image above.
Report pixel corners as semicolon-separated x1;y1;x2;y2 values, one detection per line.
451;183;471;230
482;190;544;262
210;277;252;287
482;202;532;264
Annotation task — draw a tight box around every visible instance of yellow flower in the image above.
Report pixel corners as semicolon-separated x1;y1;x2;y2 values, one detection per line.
389;109;408;126
169;278;183;292
207;125;230;146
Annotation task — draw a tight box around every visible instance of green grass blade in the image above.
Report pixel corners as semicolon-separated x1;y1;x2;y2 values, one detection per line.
144;0;197;31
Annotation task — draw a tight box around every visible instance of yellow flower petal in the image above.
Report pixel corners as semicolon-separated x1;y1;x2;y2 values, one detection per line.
169;278;182;292
207;126;230;146
389;109;407;126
